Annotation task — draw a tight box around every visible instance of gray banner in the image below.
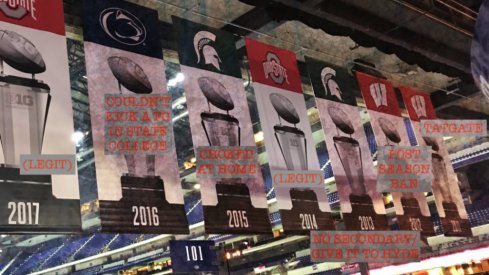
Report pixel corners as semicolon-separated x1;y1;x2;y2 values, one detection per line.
20;154;76;175
196;146;259;179
377;146;432;192
421;119;487;137
271;170;323;188
311;231;420;263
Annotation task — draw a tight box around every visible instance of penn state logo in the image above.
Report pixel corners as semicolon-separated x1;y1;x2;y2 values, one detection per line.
99;8;146;46
0;0;37;20
263;52;289;85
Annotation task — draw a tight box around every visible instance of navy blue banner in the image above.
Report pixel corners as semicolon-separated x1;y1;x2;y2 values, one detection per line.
83;0;162;59
170;240;219;273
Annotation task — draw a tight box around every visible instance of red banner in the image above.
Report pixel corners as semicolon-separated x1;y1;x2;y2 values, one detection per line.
399;86;472;237
0;0;65;35
399;86;437;122
245;38;302;93
356;71;401;117
356;72;435;237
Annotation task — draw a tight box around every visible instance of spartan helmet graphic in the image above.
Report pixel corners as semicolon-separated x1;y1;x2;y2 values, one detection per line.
321;67;342;100
193;31;222;71
411;95;427;119
369;82;388;108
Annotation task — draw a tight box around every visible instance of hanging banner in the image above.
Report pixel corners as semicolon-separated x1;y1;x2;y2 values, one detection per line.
169;240;219;273
174;18;270;234
355;71;434;237
400;86;471;236
0;0;81;232
246;38;334;234
306;57;388;231
83;0;188;234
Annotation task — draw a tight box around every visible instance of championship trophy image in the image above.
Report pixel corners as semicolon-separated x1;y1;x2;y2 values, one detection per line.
424;136;470;236
198;76;270;233
0;30;79;231
270;93;307;170
328;106;388;230
98;56;188;233
378;118;433;235
199;76;240;147
269;93;333;233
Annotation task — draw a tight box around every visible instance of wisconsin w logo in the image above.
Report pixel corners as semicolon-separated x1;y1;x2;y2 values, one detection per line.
411;95;427;118
369;82;388;108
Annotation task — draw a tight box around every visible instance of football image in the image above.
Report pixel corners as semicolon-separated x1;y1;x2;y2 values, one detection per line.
378;117;401;144
328;106;355;135
269;93;300;124
198;76;234;111
107;56;152;94
0;30;46;74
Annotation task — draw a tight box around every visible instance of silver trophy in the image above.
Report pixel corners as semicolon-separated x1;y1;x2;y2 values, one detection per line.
107;56;154;177
0;30;50;169
328;106;366;195
198;76;240;146
269;93;307;170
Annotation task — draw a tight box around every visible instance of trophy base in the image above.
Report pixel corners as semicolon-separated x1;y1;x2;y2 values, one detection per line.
440;202;472;237
99;175;189;234
397;198;435;238
342;194;389;231
203;183;271;234
0;166;81;233
280;189;335;234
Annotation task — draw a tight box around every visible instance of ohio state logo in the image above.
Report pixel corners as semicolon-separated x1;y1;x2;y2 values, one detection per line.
0;0;37;20
263;52;289;85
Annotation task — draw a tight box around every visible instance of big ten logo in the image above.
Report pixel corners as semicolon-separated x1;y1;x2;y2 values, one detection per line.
290;137;300;147
4;92;33;108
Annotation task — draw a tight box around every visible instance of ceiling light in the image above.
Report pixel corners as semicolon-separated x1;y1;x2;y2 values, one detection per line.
71;131;84;145
175;72;184;82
